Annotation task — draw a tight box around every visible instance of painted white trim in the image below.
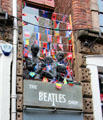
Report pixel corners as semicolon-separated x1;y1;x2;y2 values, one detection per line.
0;44;12;120
86;55;103;120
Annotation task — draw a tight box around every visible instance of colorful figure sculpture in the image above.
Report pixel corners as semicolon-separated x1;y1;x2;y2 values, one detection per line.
23;44;40;79
40;56;54;81
23;45;73;84
55;51;67;83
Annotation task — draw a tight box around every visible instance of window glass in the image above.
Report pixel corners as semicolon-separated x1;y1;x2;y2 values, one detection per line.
99;13;103;32
23;109;83;120
98;0;103;12
99;74;103;117
98;0;103;32
99;14;103;26
100;27;103;32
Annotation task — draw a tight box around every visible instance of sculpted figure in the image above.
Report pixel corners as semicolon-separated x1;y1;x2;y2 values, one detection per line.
55;51;67;83
23;44;41;79
40;56;54;80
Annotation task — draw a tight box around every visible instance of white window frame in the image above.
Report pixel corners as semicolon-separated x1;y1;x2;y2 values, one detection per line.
86;55;103;120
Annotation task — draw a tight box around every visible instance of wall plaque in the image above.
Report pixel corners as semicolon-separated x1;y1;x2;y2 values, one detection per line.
24;80;83;110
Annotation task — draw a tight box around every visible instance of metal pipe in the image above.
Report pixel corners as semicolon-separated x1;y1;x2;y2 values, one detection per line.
11;0;18;119
23;106;83;113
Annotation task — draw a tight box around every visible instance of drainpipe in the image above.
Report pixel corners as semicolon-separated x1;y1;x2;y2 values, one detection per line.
11;0;18;119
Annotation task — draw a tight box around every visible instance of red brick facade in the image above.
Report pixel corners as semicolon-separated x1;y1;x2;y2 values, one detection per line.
54;0;72;15
1;0;12;15
17;0;22;18
1;0;22;18
72;0;92;30
1;0;92;30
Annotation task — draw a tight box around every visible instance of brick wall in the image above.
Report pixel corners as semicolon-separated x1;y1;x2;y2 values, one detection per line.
54;0;93;30
54;0;72;15
1;0;22;18
1;0;12;15
0;0;13;41
1;0;93;29
72;0;92;30
17;0;22;18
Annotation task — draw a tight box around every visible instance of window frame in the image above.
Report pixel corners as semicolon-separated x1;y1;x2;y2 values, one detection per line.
98;0;103;32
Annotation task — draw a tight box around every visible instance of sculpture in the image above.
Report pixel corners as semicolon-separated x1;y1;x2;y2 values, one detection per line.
23;45;73;84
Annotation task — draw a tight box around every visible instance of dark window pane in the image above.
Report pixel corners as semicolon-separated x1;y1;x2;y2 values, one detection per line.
100;27;103;32
23;109;83;120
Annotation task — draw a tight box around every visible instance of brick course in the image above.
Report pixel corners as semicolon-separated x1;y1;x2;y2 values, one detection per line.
54;0;71;15
72;0;92;30
17;0;22;18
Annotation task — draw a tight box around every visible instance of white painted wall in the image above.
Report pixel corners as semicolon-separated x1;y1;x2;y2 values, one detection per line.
0;43;12;120
86;55;103;120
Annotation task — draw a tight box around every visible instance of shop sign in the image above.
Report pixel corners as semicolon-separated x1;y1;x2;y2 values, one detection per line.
24;80;83;110
27;0;55;8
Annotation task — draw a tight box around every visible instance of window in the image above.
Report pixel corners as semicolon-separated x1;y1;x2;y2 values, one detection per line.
86;56;103;120
98;73;103;117
23;109;83;120
98;0;103;32
22;2;74;86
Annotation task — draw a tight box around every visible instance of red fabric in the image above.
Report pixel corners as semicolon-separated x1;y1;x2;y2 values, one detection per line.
57;36;60;43
35;16;39;22
22;21;28;26
67;52;72;60
54;21;57;28
22;13;27;16
23;48;29;58
100;94;103;102
62;15;66;22
51;13;57;21
66;22;72;30
58;44;63;50
66;66;72;78
42;49;47;56
68;83;74;86
43;43;47;48
69;39;72;44
68;44;72;52
42;77;48;82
